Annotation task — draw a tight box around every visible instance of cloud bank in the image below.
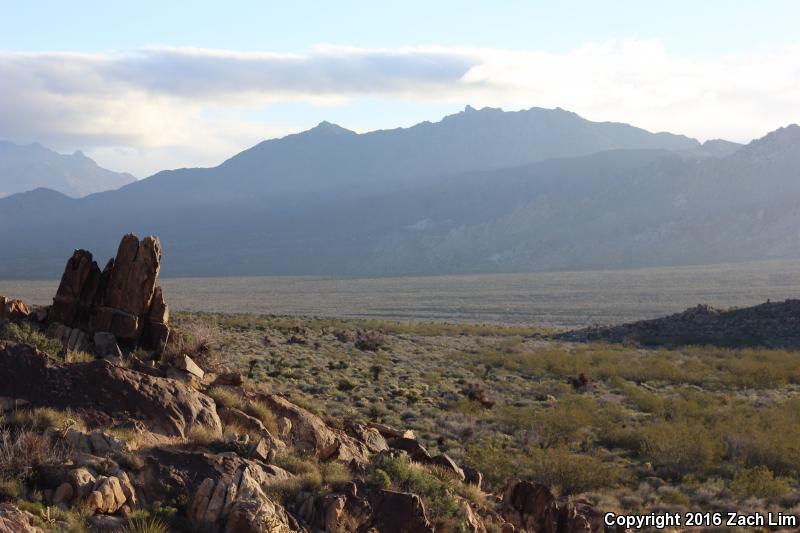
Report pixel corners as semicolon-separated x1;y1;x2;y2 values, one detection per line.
1;42;798;175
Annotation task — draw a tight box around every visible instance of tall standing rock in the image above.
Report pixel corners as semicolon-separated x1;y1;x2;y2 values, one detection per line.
48;234;170;352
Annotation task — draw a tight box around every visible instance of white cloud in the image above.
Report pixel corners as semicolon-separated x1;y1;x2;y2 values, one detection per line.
0;41;798;175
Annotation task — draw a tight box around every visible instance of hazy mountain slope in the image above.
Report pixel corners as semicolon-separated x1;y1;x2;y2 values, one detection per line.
0;111;794;280
116;105;700;202
0;141;135;198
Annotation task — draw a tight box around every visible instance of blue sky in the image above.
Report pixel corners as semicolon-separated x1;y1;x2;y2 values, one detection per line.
1;1;799;175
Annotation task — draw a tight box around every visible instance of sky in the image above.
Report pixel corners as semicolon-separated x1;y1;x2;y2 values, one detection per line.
1;0;799;176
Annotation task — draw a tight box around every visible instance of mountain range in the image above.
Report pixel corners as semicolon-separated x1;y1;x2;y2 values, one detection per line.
0;141;135;198
3;105;800;280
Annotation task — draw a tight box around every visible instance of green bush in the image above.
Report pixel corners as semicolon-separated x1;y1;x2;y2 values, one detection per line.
729;466;790;499
1;323;62;358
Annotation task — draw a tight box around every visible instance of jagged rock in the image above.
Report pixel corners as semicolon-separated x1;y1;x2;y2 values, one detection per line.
89;475;127;513
185;464;297;532
369;490;435;533
219;407;277;443
431;454;465;481
346;423;389;454
0;341;222;438
68;468;97;500
48;234;170;351
0;503;44;533
0;296;30;320
500;479;620;533
257;393;351;460
387;437;432;462
61;428;128;456
175;354;205;379
368;422;416;440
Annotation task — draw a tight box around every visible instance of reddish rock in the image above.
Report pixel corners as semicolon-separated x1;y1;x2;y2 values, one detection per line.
0;341;221;438
369;490;435;533
0;503;44;533
47;234;170;351
0;296;30;320
500;479;623;533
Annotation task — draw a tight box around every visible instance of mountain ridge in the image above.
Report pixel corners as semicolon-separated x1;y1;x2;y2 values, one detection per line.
0;141;135;198
0;107;796;279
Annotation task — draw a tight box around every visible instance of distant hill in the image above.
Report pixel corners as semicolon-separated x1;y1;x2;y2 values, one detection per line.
0;107;795;279
0;141;134;198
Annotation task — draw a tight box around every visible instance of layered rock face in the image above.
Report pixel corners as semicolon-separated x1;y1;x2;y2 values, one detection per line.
49;234;170;351
0;341;221;439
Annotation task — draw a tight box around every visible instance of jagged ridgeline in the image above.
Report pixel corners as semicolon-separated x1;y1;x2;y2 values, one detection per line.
0;234;625;533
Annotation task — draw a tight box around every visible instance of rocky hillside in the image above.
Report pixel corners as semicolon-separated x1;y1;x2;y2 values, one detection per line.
0;141;134;198
561;299;800;348
0;235;624;532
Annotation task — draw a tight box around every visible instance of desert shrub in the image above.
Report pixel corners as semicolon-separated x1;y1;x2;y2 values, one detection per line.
370;468;392;489
337;379;357;392
1;322;62;358
658;488;691;507
11;407;84;432
186;426;220;447
120;517;171;533
167;317;222;370
242;400;278;434
65;350;95;363
729;466;790;499
207;386;243;410
523;447;630;494
0;427;72;480
354;330;385;352
373;454;461;520
0;477;22;501
639;420;718;478
466;439;628;494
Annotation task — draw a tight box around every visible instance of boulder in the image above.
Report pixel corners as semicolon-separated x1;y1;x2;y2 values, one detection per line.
67;467;97;500
500;479;620;533
175;354;205;379
0;503;43;533
89;476;127;514
184;464;298;532
368;490;435;533
368;422;416;440
48;234;170;351
0;296;30;320
387;437;432;462
53;483;74;506
0;341;222;438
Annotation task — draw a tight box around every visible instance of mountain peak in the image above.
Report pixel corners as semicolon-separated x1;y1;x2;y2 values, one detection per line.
307;121;355;136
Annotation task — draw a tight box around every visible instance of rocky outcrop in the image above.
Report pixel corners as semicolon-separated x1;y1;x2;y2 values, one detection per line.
48;234;170;351
256;393;382;463
0;503;43;533
0;341;221;438
0;296;30;321
368;490;435;533
145;450;297;532
501;479;625;533
561;300;800;348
